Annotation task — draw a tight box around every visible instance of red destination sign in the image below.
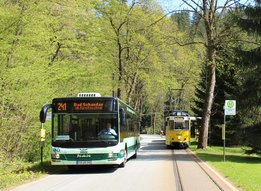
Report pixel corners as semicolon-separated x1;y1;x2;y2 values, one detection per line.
73;102;104;111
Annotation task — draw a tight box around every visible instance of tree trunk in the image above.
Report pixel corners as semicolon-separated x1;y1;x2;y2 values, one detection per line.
126;72;138;104
117;39;123;98
197;63;216;148
196;0;217;149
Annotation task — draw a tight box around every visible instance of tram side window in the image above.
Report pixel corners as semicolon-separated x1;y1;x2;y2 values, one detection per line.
170;121;175;130
185;121;189;130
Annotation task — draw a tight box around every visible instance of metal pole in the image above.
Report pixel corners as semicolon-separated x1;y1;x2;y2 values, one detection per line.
40;123;45;170
223;114;226;162
41;146;43;164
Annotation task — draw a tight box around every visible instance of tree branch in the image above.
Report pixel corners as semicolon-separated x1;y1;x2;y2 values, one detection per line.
164;35;205;46
182;0;203;17
49;42;62;66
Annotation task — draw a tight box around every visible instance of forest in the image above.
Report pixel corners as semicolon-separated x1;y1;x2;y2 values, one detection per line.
0;0;260;165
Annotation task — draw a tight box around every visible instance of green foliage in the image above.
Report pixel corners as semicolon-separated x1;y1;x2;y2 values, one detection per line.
192;3;260;149
171;11;190;32
0;0;258;189
0;0;202;166
233;1;261;154
244;122;261;154
0;0;110;164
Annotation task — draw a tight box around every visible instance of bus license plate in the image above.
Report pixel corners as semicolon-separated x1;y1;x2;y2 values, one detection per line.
77;161;92;165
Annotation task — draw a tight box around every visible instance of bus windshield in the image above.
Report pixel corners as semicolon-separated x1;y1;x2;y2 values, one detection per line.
52;113;118;147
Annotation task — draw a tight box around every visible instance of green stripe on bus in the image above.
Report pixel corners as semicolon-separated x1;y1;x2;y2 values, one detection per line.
57;153;123;161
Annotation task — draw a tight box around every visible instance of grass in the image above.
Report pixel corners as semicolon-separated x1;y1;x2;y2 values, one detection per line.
190;140;261;191
0;161;66;191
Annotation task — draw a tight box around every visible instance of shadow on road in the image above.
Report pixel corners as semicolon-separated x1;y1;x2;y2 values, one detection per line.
137;139;173;161
61;165;118;175
140;142;167;151
196;153;261;164
29;162;118;175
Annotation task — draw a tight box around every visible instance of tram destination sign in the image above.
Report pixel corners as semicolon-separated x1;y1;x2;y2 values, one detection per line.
224;100;236;116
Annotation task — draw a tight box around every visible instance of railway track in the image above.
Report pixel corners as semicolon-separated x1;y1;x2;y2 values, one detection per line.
172;149;184;191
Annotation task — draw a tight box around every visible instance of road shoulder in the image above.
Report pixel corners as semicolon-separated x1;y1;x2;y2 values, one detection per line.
187;149;242;191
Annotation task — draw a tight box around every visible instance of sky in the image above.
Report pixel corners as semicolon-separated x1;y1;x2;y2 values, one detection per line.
157;0;253;12
156;0;189;11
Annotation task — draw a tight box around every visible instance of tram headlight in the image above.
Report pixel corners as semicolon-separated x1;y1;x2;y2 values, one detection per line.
51;153;60;159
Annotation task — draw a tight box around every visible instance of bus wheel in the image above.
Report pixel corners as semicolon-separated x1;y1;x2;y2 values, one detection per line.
119;149;127;168
132;142;138;159
132;151;137;159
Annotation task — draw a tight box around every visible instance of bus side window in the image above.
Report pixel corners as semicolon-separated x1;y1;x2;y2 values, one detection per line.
120;108;126;127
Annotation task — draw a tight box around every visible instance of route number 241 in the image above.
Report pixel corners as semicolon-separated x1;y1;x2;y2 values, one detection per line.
57;103;67;111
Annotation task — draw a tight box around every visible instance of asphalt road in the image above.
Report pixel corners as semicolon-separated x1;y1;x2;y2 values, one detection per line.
10;135;236;191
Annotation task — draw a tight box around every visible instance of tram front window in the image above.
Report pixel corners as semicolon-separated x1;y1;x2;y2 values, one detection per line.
174;121;188;130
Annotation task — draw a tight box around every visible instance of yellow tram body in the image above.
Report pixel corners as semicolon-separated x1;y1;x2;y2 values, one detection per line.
165;129;190;147
165;112;191;148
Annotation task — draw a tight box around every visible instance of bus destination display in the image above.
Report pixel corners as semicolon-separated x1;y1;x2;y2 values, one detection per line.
73;102;104;111
54;101;105;112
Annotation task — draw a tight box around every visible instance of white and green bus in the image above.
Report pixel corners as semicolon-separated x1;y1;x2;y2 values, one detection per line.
40;93;140;168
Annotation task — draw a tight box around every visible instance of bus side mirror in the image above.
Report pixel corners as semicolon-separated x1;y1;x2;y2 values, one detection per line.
120;108;126;126
40;104;52;123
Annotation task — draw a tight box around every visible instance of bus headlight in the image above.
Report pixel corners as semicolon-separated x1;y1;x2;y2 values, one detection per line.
51;153;60;159
108;153;118;158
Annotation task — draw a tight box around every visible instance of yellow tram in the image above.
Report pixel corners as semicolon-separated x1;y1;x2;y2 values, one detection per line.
165;110;191;148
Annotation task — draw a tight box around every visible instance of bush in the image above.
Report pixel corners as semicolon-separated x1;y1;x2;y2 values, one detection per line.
244;122;261;155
